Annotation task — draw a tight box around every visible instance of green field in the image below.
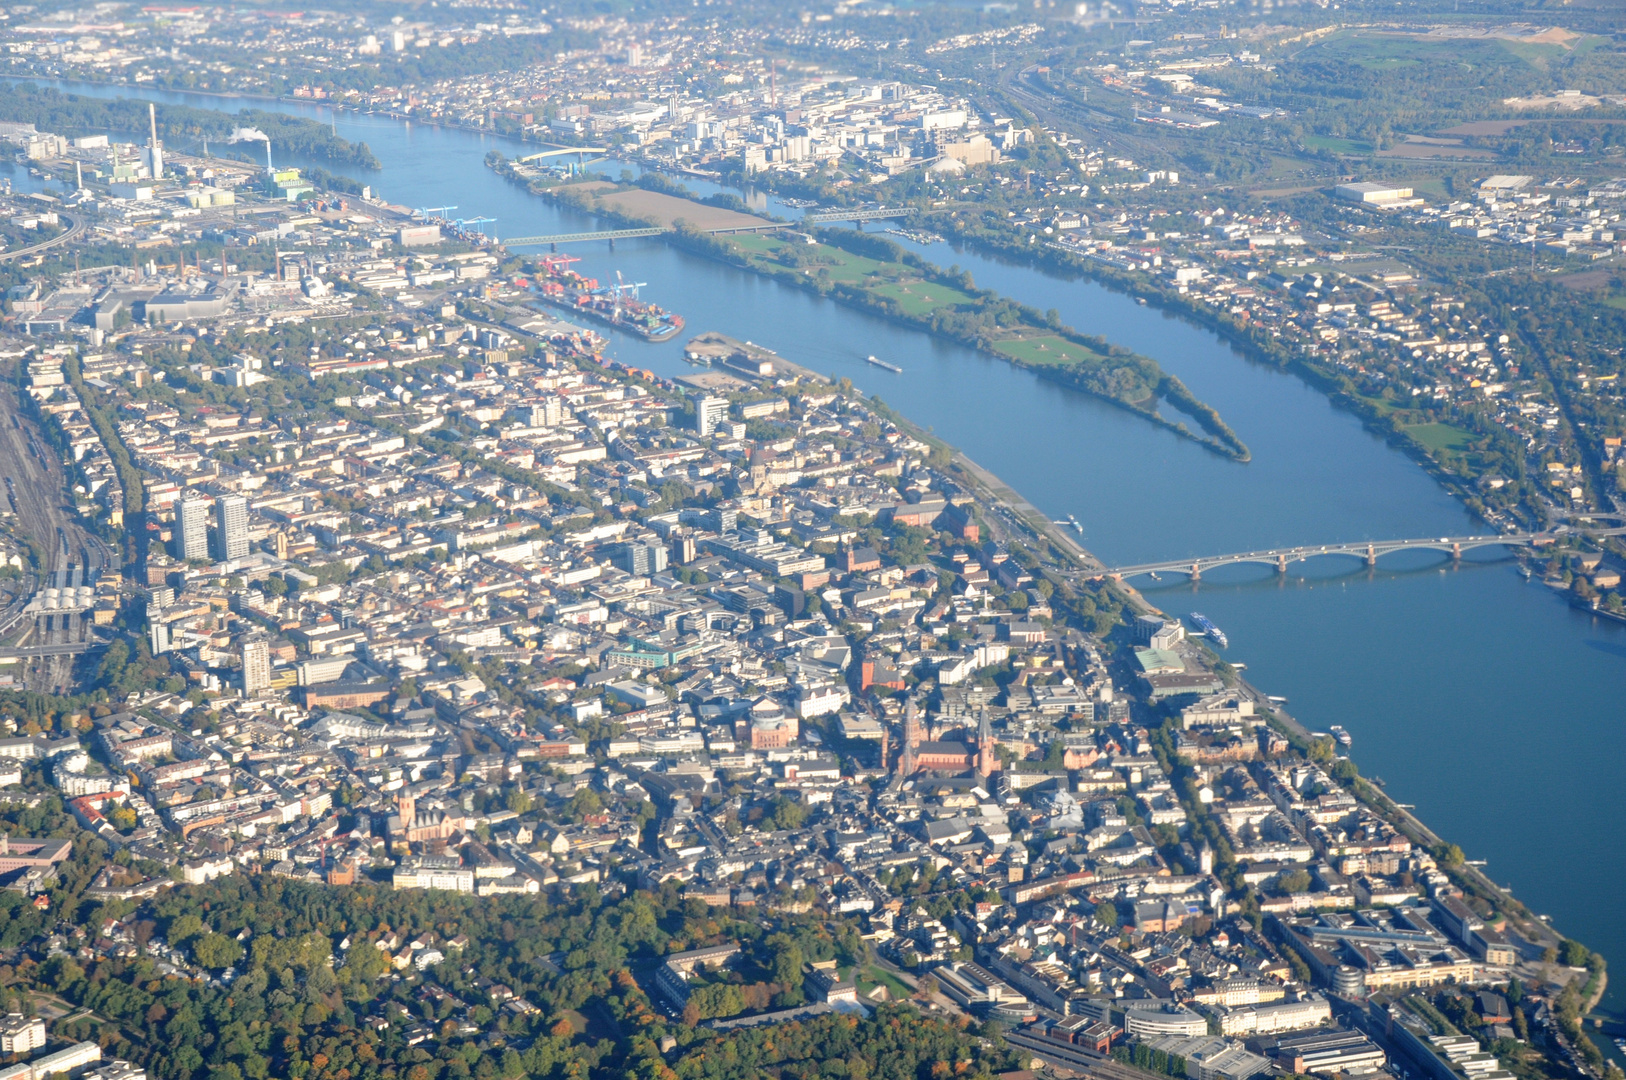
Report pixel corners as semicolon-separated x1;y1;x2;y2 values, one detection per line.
994;335;1107;367
1354;392;1397;418
1315;30;1548;67
730;233;784;256
1303;135;1375;153
733;233;894;284
1406;421;1474;452
856;966;912;1002
736;235;981;313
869;280;979;316
1263;153;1322;181
1312;31;1437;65
1409;177;1452;200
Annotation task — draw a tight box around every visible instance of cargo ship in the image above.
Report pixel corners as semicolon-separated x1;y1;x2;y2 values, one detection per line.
1189;611;1228;648
530;255;684;342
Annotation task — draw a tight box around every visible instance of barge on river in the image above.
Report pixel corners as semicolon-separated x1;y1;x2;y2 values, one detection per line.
1189;611;1228;648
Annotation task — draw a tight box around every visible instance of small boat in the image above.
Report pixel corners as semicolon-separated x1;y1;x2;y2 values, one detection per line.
1330;725;1352;748
1267;695;1288;704
866;354;903;373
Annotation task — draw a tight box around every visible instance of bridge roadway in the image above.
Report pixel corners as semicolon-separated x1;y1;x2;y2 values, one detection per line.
506;208;916;247
503;220;788;247
804;207;914;223
504;227;667;246
0;212;83;264
515;147;608;163
1106;527;1626;580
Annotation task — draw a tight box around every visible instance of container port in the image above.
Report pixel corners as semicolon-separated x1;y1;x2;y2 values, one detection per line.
529;255;684;342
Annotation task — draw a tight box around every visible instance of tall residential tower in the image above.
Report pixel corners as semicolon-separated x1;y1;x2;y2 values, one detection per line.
240;635;271;696
215;494;249;560
174;497;210;561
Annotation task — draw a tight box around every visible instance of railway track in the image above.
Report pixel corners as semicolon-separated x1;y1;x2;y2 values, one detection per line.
0;387;104;690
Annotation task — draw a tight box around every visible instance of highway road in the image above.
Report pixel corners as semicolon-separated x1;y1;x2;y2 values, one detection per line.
0;212;84;264
950;450;1101;573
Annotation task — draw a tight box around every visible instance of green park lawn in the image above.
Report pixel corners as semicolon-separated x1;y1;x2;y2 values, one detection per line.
868;280;979;316
994;335;1106;367
1302;134;1375;154
857;966;912;1002
732;234;894;284
734;234;988;307
1405;421;1474;452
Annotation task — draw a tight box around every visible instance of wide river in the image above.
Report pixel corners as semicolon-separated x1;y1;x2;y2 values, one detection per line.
16;80;1626;1013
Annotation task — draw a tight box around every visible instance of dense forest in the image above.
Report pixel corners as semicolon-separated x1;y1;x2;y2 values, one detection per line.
0;85;379;168
16;873;1017;1080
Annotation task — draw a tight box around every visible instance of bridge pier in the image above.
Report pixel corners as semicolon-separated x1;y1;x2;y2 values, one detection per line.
1104;529;1591;581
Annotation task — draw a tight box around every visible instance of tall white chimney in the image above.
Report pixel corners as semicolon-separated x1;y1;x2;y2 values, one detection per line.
143;102;164;179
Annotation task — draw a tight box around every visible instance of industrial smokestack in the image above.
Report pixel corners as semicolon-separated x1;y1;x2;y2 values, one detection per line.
143;102;164;179
229;127;273;173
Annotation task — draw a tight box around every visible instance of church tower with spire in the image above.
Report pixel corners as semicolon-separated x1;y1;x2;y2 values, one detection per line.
899;701;921;777
977;707;997;778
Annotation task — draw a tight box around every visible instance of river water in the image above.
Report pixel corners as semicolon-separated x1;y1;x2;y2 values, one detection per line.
22;80;1626;1011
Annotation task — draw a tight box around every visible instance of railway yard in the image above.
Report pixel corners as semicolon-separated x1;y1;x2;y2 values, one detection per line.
0;365;109;691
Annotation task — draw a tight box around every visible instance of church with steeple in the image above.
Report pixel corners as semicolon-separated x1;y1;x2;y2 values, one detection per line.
892;700;1001;779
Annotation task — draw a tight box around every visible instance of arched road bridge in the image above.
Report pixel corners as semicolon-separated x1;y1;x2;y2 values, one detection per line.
1106;527;1626;581
516;147;609;164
